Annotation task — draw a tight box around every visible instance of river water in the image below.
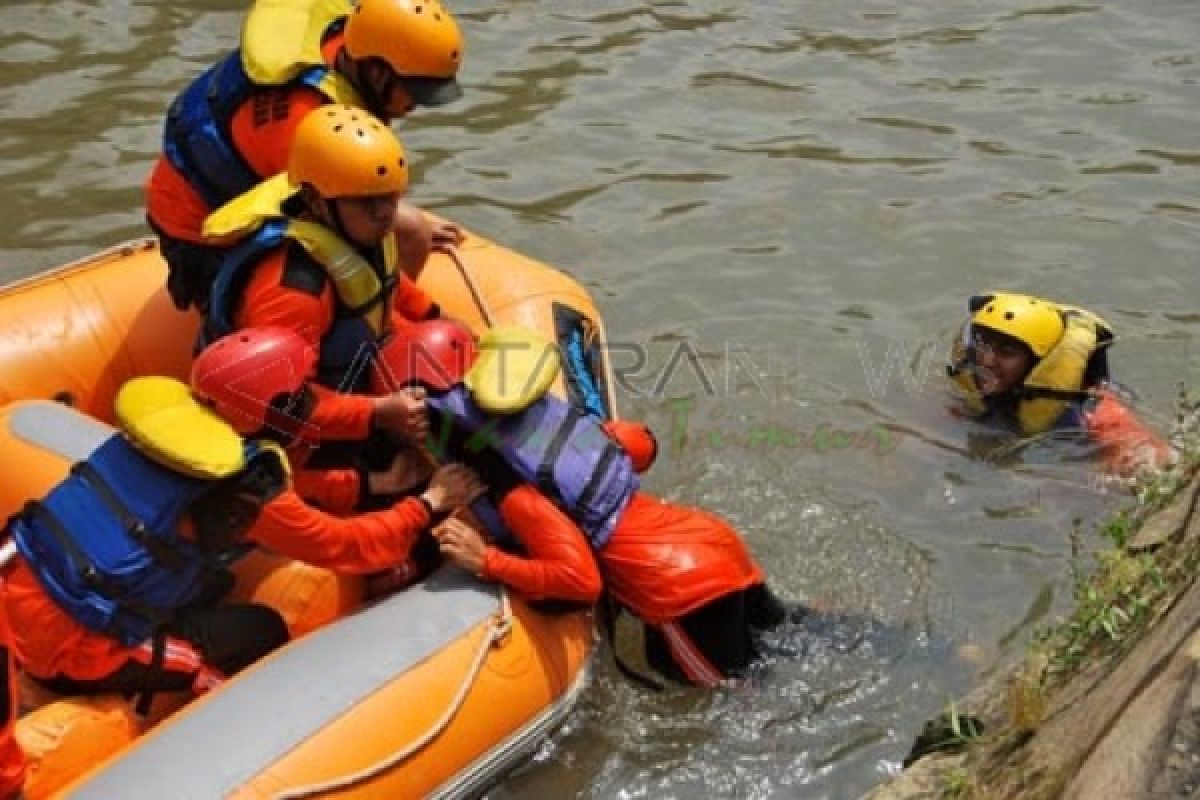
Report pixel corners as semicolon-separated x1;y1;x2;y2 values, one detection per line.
1;1;1198;797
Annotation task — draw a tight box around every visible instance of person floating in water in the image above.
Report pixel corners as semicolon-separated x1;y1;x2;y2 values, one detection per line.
946;291;1172;476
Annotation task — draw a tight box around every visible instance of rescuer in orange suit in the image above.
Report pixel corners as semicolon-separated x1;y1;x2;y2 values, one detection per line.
374;320;789;688
146;0;466;313
947;292;1173;476
1;328;481;701
0;600;25;799
198;105;446;457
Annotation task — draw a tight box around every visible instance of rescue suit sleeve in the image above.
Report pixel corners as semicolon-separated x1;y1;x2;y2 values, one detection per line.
601;420;658;474
229;86;327;180
247;489;432;574
235;249;376;441
1084;388;1173;476
392;274;440;322
145;155;213;244
290;466;362;516
480;484;602;604
0;603;25;797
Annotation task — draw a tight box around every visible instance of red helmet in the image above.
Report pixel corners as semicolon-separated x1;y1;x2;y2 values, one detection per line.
191;328;318;439
371;320;478;394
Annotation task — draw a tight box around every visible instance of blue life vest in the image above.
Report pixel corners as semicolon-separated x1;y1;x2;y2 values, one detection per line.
206;219;394;392
165;50;327;210
163;49;333;210
428;386;638;550
10;435;216;646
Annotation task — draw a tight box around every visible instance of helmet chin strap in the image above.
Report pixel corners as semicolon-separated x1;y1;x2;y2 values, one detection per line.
339;51;393;120
328;198;348;239
314;195;353;244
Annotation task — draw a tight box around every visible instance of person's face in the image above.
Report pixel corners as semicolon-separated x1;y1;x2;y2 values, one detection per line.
971;329;1034;397
361;60;415;120
331;192;404;248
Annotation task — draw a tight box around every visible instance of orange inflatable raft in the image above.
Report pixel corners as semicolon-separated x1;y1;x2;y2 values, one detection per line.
0;233;614;798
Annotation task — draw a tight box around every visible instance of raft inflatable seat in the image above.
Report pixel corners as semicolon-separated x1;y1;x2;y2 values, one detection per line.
0;233;608;797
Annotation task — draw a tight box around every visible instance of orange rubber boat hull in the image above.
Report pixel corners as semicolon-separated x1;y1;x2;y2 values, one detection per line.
0;236;604;799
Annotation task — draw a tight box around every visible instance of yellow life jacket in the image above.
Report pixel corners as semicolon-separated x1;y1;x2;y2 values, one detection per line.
464;326;562;414
204;173;399;337
948;308;1113;435
114;376;291;484
240;0;363;108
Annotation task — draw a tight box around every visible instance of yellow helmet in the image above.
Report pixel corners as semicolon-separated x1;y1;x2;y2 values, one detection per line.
344;0;464;106
969;292;1064;358
287;105;409;198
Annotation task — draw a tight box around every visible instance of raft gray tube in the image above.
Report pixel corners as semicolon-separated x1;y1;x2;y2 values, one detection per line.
66;567;592;799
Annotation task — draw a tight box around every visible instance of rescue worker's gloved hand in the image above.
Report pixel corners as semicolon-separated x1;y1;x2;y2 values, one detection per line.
371;387;429;443
420;463;485;514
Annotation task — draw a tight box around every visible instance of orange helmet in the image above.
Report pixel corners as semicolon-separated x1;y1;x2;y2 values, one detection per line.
344;0;464;106
287;105;409;198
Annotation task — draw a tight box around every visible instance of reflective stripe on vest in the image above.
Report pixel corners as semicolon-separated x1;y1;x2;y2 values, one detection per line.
10;435;213;646
206;218;397;392
429;386;638;549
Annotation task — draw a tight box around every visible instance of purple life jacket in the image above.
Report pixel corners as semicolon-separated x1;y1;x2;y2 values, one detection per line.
428;386;637;549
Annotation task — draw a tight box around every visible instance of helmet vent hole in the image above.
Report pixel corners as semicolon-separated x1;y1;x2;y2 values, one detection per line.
435;13;442;20
377;166;388;176
1004;311;1015;320
451;50;459;59
398;158;405;167
333;124;344;132
415;5;423;13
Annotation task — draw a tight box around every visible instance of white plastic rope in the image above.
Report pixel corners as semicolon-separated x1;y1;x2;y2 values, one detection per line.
272;592;513;800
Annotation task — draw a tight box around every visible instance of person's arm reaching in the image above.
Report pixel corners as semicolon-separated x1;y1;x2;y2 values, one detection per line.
436;485;602;605
249;464;483;573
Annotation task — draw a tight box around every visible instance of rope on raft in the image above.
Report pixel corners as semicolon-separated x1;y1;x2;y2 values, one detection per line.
272;592;514;800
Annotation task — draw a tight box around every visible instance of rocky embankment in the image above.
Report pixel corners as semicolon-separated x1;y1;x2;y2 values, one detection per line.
865;466;1200;800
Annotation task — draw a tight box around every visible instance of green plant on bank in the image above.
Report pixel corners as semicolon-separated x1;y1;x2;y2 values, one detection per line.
939;764;972;799
935;708;985;798
923;390;1200;799
1132;465;1188;513
1043;393;1200;679
1098;509;1135;549
1047;549;1168;678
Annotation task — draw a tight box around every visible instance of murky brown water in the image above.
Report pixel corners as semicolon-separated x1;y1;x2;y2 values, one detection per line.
2;1;1199;797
